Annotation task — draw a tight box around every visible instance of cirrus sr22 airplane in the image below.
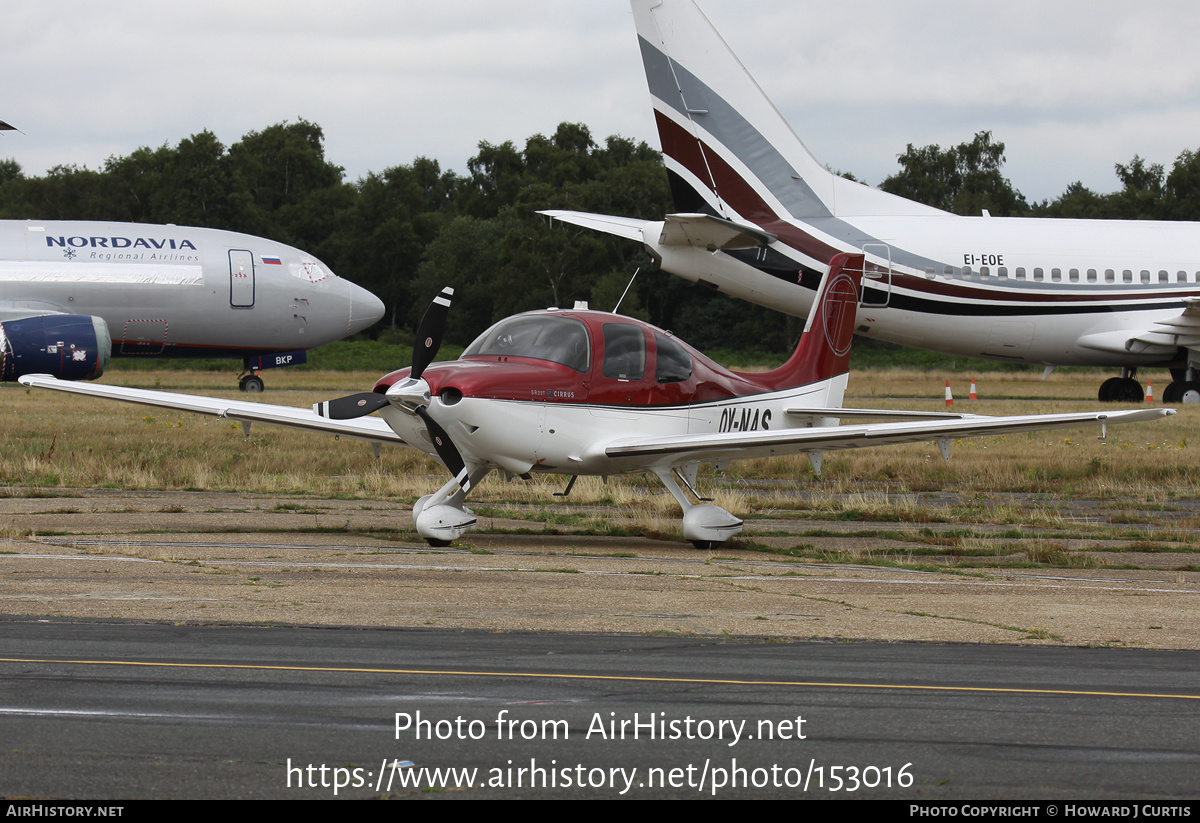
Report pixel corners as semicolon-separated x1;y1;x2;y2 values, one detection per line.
20;254;1170;548
543;0;1200;404
0;220;384;391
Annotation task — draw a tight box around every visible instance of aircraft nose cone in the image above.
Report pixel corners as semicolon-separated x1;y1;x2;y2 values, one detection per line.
347;281;386;335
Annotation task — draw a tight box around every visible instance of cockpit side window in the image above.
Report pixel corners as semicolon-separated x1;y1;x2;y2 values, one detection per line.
462;315;590;372
654;332;692;383
602;323;646;381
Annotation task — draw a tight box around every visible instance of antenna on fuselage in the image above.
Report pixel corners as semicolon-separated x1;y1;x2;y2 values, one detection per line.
612;267;641;314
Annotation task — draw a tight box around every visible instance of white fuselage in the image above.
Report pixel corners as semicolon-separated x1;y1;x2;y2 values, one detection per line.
0;220;384;359
649;213;1200;369
379;373;847;477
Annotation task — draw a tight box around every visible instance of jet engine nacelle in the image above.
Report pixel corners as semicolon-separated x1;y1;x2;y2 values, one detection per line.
0;314;112;381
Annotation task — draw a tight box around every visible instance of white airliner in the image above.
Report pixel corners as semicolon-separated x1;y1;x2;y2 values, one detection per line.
543;0;1200;404
0;220;384;390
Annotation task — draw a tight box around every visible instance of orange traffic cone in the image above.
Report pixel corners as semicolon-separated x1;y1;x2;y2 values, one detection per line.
1146;380;1153;403
945;380;954;407
969;378;978;400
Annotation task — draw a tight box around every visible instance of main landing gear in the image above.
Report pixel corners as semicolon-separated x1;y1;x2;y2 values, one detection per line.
653;465;744;549
1100;367;1200;403
1161;367;1200;404
1098;370;1143;403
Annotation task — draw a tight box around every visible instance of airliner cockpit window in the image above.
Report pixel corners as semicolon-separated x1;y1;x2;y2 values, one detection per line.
462;315;590;372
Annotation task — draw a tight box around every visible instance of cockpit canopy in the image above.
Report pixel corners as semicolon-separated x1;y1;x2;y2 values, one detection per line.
462;314;590;373
461;312;694;386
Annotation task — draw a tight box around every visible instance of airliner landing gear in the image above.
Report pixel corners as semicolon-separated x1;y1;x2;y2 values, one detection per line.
238;359;265;392
1163;368;1200;404
238;373;265;392
1098;369;1142;403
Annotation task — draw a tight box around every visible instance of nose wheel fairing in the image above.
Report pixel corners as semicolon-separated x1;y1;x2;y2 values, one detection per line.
412;468;491;545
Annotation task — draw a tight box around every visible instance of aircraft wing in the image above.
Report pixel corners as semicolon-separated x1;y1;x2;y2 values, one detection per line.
604;408;1174;466
1124;299;1200;352
1076;299;1200;357
0;301;71;322
786;406;977;421
539;210;650;242
539;209;775;250
17;374;406;445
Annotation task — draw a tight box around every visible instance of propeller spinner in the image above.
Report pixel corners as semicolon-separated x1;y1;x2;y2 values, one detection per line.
314;286;453;421
313;287;471;492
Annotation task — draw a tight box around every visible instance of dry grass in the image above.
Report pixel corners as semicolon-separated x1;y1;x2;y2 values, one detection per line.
4;369;1197;516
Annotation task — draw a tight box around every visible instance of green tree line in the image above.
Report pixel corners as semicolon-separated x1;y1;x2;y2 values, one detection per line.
4;122;1200;362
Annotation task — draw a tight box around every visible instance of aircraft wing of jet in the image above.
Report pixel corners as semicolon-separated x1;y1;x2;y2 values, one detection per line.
17;374;405;446
1124;300;1200;351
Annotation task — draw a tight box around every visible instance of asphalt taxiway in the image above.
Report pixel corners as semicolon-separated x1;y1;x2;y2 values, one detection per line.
1;618;1197;799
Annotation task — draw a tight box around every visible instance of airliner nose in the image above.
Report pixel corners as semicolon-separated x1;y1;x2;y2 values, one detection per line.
348;281;386;335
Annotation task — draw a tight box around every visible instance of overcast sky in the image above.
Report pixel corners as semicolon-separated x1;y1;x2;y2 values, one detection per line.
5;0;1200;204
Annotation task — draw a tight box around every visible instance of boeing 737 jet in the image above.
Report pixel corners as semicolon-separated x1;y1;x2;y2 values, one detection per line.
544;0;1200;403
0;220;384;390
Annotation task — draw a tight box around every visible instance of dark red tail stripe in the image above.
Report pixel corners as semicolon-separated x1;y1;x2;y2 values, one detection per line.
655;112;1200;308
655;110;840;265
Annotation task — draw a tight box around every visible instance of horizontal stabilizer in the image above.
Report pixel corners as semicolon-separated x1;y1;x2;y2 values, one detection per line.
658;213;776;250
540;209;775;251
538;210;650;242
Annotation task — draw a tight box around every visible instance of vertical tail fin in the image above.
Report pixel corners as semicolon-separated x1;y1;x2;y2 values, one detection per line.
632;0;943;222
632;0;837;222
752;252;863;390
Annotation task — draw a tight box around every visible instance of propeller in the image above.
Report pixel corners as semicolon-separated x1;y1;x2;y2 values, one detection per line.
314;286;454;421
313;286;472;493
412;285;453;381
314;392;390;419
417;406;473;493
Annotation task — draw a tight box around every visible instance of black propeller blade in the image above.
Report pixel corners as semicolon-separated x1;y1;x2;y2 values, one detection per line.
314;392;390;420
314;286;471;493
313;287;453;420
412;286;454;381
416;406;472;493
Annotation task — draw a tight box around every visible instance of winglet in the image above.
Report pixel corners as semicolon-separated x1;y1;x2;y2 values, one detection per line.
753;252;863;390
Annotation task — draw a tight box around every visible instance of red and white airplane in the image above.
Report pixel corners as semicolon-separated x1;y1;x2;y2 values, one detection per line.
20;254;1171;548
544;0;1200;405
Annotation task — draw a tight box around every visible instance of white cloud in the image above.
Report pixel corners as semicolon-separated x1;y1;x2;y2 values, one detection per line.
3;0;1199;202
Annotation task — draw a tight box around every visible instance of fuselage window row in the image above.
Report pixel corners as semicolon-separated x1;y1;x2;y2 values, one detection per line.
923;265;1199;285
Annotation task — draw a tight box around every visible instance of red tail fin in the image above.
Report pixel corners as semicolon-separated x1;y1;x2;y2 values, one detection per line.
752;253;864;390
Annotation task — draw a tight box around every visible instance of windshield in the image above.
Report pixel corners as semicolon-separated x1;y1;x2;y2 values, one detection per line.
462;315;590;373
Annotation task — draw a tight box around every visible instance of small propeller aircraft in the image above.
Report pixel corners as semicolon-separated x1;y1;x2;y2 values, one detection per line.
20;254;1173;548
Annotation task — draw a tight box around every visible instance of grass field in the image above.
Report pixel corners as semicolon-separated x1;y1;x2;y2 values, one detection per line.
1;368;1196;574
